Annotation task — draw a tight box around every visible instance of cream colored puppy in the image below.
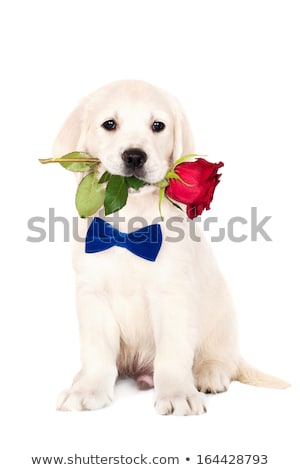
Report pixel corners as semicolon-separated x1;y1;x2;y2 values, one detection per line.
54;80;288;415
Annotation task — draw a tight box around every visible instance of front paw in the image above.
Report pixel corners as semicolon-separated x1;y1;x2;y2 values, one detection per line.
57;387;113;411
155;390;207;416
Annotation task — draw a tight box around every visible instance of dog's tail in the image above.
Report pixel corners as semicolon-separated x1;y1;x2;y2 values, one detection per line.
235;358;290;389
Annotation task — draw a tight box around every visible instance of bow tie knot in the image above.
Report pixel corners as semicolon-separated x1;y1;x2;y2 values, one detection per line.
85;218;162;262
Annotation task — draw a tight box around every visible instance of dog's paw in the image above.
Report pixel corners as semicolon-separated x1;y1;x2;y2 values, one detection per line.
195;365;231;393
155;391;206;416
56;388;112;411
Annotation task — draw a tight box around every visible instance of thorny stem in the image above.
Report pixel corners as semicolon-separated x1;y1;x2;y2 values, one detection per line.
39;157;100;164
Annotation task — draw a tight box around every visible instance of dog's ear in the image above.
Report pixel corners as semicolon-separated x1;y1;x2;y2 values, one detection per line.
172;101;195;162
52;99;88;157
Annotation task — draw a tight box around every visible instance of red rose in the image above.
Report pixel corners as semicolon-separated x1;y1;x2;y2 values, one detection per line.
165;158;224;219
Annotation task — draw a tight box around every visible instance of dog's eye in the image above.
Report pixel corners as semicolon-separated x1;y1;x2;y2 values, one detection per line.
152;121;165;132
102;120;117;131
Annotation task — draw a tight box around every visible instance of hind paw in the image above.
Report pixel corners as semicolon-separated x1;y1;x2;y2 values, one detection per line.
195;365;231;393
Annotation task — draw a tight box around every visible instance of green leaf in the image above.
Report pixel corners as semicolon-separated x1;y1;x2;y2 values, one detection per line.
104;175;128;215
173;153;207;168
59;152;98;172
165;169;179;180
75;172;105;218
165;169;193;187
125;176;146;190
98;171;112;184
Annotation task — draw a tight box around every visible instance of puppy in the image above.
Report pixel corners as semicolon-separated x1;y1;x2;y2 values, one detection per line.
53;80;288;415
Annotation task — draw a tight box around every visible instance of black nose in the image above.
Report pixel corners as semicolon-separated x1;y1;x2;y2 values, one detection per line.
122;148;147;170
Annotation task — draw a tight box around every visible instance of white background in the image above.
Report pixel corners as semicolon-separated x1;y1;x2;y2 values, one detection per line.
1;1;299;468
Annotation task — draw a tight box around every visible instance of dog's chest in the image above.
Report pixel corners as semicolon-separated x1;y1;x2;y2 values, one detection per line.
105;252;156;377
83;245;154;345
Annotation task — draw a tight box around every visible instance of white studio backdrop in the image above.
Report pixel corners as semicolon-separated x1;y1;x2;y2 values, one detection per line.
0;1;299;469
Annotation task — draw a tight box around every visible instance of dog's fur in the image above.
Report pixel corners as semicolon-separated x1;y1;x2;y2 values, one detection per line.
53;80;288;415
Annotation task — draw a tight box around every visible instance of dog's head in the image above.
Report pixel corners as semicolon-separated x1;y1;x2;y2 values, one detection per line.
53;80;195;184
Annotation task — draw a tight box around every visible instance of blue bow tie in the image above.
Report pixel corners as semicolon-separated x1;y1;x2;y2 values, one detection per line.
85;218;162;262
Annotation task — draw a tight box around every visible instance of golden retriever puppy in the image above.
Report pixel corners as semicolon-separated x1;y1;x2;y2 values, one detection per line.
53;80;288;415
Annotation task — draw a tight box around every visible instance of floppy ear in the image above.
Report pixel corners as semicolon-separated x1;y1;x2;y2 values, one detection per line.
52;99;88;157
172;102;195;162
